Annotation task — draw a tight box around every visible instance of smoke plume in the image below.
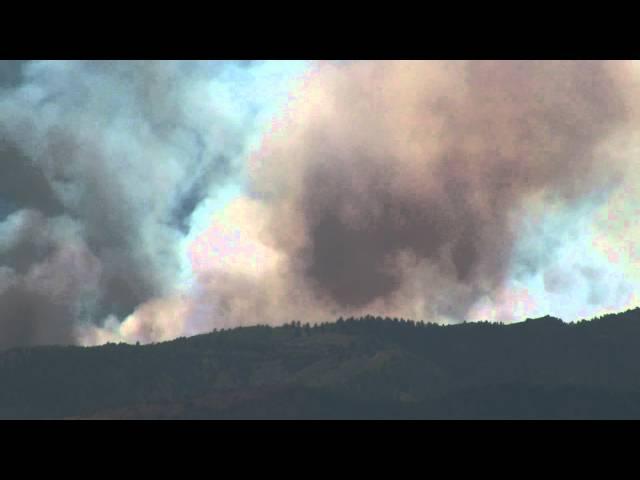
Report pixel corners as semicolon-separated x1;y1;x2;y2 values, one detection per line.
2;60;640;347
228;60;636;323
0;60;305;347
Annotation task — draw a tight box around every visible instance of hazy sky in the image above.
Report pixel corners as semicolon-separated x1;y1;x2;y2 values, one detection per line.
1;60;640;348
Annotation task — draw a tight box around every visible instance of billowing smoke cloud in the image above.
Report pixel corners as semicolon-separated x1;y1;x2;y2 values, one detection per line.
0;60;307;348
4;60;640;348
106;60;640;343
234;61;635;321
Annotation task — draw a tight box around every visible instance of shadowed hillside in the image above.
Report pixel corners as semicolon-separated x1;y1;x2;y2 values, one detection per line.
3;308;640;419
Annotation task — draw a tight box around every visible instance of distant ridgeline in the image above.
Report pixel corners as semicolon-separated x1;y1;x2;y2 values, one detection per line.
2;308;640;419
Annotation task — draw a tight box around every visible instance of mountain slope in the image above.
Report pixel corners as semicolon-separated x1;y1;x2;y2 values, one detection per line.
2;309;640;419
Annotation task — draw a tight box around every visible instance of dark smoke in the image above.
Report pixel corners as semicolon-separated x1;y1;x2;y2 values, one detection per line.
1;60;637;347
0;60;282;348
249;60;631;320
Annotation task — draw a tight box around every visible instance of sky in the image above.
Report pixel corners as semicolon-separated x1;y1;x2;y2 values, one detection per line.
1;60;640;348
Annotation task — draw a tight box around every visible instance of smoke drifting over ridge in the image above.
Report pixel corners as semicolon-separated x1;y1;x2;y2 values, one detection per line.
228;61;635;321
0;60;306;348
2;60;640;348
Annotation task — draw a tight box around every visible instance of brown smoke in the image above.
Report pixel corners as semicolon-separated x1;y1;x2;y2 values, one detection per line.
82;60;640;345
240;60;633;321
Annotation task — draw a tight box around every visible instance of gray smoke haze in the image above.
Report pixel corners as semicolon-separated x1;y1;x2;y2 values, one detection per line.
2;60;640;348
0;60;292;348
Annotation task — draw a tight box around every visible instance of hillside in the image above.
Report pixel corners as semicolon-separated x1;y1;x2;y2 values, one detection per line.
3;309;640;419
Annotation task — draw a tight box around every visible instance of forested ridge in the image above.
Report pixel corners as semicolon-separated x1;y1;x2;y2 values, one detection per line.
3;309;640;419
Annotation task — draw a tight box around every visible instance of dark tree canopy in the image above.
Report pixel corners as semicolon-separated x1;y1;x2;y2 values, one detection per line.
2;308;640;419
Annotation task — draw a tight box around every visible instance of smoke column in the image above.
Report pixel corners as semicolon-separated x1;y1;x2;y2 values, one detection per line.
0;60;308;348
184;60;640;333
2;60;640;347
